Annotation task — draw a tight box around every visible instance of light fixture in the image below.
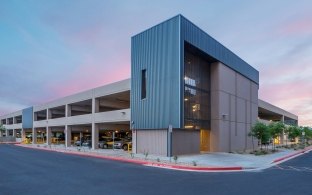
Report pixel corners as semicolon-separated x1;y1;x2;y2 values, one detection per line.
184;98;188;101
222;114;228;120
184;125;193;129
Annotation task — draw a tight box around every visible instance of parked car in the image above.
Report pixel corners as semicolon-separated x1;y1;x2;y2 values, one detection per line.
75;136;91;146
105;138;132;150
82;140;92;148
98;137;112;149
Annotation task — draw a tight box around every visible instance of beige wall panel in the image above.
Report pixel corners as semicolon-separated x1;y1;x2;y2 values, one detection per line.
210;119;220;152
251;103;258;124
251;82;259;104
218;120;230;152
172;130;200;155
210;62;220;91
230;121;235;151
219;91;230;121
236;73;251;100
246;101;251;123
230;95;236;122
236;97;246;123
210;91;220;120
231;122;246;151
136;130;167;156
218;64;236;95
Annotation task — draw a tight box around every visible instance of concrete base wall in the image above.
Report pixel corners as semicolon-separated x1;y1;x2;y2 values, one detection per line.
0;137;16;142
172;129;200;155
135;129;168;156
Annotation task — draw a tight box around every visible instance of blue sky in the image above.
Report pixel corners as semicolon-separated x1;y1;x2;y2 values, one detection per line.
0;0;311;126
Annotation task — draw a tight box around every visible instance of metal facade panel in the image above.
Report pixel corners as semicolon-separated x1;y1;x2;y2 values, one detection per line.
22;107;33;129
180;16;259;84
131;16;181;129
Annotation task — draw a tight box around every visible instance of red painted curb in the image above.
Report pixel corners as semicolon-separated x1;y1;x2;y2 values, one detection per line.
145;163;242;171
15;144;243;172
272;151;304;163
271;147;312;164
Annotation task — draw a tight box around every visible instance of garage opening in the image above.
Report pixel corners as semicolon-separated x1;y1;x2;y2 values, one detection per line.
98;122;131;150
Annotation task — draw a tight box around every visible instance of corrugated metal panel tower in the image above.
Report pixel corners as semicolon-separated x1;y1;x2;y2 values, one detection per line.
131;15;258;130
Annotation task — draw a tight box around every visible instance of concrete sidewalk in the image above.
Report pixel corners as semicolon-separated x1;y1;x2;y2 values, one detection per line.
13;143;312;172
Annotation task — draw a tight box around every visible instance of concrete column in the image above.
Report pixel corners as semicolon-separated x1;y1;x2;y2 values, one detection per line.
92;123;99;150
46;127;51;145
47;109;52;120
34;112;37;121
5;129;9;137
21;129;26;142
66;105;71;117
32;128;37;144
65;105;68;117
13;129;16;137
65;125;71;147
92;98;100;113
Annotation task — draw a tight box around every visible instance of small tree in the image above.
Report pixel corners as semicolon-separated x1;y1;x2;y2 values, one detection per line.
249;122;270;150
268;122;285;151
0;124;5;130
303;127;312;145
0;124;5;136
288;125;301;145
284;125;290;147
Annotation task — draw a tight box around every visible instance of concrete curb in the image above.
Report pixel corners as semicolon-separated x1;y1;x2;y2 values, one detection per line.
271;146;312;164
0;142;21;144
14;144;243;172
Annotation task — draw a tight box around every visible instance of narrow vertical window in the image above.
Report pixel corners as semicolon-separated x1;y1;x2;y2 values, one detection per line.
141;69;146;99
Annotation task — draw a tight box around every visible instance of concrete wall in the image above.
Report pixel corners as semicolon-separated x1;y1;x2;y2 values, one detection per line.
135;129;168;156
0;137;16;142
172;129;200;155
210;62;258;152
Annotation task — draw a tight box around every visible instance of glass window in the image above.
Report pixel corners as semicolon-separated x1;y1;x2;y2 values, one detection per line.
141;69;147;99
184;44;211;130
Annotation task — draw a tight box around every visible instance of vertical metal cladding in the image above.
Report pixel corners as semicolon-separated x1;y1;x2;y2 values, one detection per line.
180;16;259;84
131;16;181;129
22;107;33;129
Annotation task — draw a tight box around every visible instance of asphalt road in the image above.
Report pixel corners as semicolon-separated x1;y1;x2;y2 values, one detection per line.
0;144;312;195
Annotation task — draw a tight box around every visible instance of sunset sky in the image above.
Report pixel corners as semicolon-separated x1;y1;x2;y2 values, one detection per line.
0;0;311;126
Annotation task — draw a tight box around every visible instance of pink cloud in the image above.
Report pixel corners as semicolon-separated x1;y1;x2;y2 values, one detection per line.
259;78;312;126
279;14;312;35
46;57;130;99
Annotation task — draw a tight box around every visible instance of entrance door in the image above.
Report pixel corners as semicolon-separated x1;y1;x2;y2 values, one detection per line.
200;129;210;152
